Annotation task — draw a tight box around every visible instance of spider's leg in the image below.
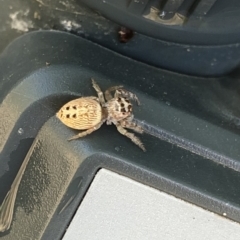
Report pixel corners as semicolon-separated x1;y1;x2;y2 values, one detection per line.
116;124;146;151
85;96;99;101
120;119;144;134
91;78;105;105
68;121;104;141
115;89;140;105
104;85;123;101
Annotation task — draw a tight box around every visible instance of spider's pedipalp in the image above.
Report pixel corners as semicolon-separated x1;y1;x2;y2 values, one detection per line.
114;89;140;105
104;85;124;101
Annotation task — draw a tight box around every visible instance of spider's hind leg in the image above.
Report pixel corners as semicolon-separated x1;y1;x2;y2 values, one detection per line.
68;121;104;141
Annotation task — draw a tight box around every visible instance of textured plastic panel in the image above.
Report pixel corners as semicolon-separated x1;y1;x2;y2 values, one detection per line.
79;0;240;45
78;0;240;76
0;31;240;239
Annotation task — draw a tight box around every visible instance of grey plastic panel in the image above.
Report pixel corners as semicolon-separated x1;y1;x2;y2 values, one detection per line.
63;169;240;240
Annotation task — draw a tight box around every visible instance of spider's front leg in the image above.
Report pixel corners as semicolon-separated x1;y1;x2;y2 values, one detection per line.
115;89;140;105
68;121;104;141
91;78;105;105
120;118;144;134
116;124;146;151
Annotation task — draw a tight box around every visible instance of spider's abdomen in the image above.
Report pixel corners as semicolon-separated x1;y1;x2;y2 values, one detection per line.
56;97;102;130
107;97;132;123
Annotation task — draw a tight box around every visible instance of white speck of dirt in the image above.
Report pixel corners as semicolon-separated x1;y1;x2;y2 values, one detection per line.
18;128;24;135
223;212;227;216
211;58;217;66
34;11;41;20
159;11;166;18
94;22;108;30
115;147;120;152
60;20;81;31
9;10;33;32
60;1;71;8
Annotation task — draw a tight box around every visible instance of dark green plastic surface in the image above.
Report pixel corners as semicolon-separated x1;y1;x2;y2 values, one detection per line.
0;31;240;239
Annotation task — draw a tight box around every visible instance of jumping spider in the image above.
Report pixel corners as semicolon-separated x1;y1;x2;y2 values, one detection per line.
56;78;145;151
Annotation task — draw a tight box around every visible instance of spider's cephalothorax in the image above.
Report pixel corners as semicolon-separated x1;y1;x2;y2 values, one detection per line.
106;97;133;125
56;78;145;151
